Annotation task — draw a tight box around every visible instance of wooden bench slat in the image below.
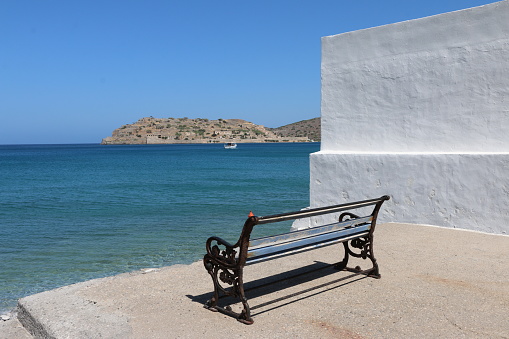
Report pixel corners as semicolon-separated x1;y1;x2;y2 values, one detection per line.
249;215;373;248
247;223;370;261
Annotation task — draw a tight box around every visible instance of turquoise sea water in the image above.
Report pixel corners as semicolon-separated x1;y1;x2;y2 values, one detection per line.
0;142;319;313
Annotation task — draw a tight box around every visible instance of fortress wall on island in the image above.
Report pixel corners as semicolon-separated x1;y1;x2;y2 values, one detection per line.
308;0;509;234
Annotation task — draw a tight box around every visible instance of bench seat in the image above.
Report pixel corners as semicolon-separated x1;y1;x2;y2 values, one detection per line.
246;216;372;264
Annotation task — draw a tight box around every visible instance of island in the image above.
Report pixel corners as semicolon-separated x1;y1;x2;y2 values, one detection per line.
101;117;320;145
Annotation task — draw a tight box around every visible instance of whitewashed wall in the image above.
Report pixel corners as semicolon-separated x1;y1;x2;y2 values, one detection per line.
310;0;509;234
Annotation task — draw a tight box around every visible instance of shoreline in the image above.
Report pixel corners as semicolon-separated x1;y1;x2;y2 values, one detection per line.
0;142;318;325
0;263;201;318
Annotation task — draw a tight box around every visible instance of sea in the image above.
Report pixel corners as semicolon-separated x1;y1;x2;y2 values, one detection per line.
0;142;320;313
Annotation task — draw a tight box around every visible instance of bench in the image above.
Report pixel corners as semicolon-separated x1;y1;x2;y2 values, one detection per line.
203;195;390;324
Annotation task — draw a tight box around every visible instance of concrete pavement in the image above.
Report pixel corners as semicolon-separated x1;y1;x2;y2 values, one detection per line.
3;223;509;338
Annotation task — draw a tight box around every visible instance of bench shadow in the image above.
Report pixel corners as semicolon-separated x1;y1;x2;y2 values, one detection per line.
186;261;369;317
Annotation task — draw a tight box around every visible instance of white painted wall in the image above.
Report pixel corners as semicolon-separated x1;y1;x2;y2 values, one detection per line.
309;1;509;234
309;152;509;234
322;0;509;153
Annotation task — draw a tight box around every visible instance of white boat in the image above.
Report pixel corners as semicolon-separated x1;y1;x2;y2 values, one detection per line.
224;143;237;149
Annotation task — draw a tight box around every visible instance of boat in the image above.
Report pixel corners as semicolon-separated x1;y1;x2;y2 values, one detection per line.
224;143;237;149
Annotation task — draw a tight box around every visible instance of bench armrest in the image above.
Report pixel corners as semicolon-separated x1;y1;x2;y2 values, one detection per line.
205;236;238;268
339;212;361;221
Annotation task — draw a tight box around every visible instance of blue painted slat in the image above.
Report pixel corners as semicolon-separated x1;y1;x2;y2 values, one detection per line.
247;223;370;260
245;231;369;265
249;216;372;248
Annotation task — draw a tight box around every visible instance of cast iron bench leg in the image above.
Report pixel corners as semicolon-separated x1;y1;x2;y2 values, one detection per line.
203;256;254;324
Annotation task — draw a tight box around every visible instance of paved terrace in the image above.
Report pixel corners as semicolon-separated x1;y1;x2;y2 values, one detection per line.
2;223;508;338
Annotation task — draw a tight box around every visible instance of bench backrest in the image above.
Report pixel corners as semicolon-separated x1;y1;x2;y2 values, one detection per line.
236;195;390;266
246;216;372;264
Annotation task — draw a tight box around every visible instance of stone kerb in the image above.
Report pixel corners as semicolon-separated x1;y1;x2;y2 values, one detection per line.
310;0;509;234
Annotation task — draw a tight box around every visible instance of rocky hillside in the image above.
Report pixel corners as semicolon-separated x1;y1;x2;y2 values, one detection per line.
269;117;320;142
101;117;319;145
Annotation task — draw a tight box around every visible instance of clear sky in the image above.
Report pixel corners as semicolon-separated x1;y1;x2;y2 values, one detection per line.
0;0;501;144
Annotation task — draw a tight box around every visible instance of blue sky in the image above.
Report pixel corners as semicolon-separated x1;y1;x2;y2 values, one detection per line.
0;0;500;144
